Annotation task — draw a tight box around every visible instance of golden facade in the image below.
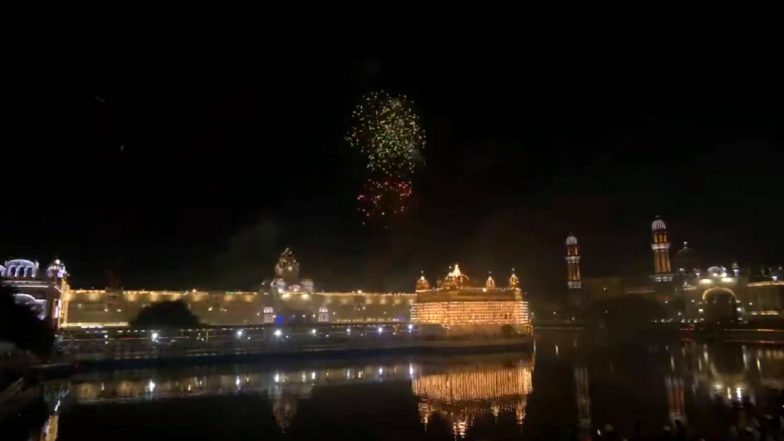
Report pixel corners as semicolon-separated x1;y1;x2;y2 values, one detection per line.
412;264;531;334
60;288;416;328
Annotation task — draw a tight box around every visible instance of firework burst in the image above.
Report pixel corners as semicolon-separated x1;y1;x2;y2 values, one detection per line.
346;90;425;177
356;178;413;225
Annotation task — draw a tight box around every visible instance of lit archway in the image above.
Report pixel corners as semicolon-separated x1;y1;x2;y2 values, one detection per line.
702;287;738;322
702;287;737;302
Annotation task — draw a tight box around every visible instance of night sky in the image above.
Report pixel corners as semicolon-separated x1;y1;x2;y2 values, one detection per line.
4;22;783;303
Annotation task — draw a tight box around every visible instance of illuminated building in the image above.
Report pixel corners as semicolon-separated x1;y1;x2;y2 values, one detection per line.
565;234;582;289
651;217;674;282
3;249;415;328
411;264;531;335
565;234;584;309
0;258;68;329
566;217;784;319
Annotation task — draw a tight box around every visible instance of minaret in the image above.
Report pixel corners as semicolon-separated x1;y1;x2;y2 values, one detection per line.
565;234;581;289
651;217;673;282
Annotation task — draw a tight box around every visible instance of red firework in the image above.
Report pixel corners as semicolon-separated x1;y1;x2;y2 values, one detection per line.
356;178;413;224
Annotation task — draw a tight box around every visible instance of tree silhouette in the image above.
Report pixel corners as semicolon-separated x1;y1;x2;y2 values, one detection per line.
0;285;54;357
130;300;200;328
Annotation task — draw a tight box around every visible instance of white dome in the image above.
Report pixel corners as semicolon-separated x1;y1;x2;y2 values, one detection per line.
565;235;578;246
652;219;667;231
2;259;39;278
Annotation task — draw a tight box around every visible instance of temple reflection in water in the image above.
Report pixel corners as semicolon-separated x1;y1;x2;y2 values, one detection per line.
33;338;784;440
42;355;534;439
412;359;533;437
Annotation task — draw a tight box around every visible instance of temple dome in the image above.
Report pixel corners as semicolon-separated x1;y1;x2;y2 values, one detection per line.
565;234;578;246
46;258;67;279
274;248;300;284
416;272;430;290
485;273;496;290
652;217;667;231
509;269;520;288
2;259;39;278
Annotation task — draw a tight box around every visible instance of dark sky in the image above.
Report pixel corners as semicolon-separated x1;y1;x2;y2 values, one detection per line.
3;22;783;302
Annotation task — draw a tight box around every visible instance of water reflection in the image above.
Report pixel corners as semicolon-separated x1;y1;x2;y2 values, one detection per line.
22;336;784;440
412;359;532;437
37;354;533;440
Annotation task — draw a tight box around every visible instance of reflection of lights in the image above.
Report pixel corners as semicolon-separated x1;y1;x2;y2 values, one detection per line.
311;371;316;380
346;327;351;335
699;279;712;285
311;329;317;336
151;332;159;342
274;373;280;383
274;329;283;338
379;367;384;375
235;376;241;388
409;364;415;378
378;326;383;334
235;329;244;338
555;344;559;357
147;380;156;393
722;277;734;283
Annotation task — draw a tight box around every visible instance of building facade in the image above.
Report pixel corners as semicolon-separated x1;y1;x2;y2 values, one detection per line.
411;265;531;335
2;250;417;329
566;218;784;321
1;258;68;329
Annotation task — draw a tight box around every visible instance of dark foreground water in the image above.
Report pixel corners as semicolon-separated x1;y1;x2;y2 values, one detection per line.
8;332;784;440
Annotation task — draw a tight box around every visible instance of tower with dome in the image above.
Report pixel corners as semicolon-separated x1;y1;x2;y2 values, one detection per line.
563;217;784;322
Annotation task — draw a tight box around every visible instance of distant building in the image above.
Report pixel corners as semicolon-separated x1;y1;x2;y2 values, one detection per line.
565;218;784;321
